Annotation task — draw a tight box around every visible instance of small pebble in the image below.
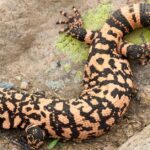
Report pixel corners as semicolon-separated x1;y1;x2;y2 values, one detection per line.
15;76;22;81
12;148;18;150
20;81;29;90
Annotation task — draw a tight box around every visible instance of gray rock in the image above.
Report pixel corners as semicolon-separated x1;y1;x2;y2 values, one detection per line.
20;81;29;90
118;125;150;150
0;81;14;89
15;76;22;81
45;80;64;90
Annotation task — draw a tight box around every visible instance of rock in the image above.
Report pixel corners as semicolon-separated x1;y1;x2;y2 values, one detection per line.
15;76;22;81
20;81;29;90
103;145;116;150
0;81;14;89
118;125;150;150
45;80;64;90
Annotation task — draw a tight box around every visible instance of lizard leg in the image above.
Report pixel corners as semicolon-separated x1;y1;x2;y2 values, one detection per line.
56;6;98;44
118;41;150;65
25;125;45;150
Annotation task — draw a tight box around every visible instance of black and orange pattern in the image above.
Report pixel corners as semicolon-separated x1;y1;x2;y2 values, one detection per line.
0;3;150;150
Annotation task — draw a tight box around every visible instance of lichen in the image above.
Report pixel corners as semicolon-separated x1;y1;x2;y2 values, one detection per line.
45;80;64;90
64;63;71;73
56;2;112;63
125;28;150;45
74;71;83;82
83;2;112;30
56;2;150;63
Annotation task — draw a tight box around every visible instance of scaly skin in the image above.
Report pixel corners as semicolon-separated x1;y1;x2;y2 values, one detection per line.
0;3;150;150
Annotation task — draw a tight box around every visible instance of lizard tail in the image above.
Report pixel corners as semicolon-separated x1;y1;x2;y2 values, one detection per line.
106;3;150;36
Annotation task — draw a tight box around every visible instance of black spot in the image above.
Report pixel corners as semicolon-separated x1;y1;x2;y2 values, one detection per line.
107;30;117;38
129;8;134;13
80;126;93;131
0;118;5;128
111;88;120;98
93;88;101;93
41;111;46;118
30;98;40;110
34;104;40;110
19;101;29;107
121;103;127;112
88;132;97;137
90;65;97;74
96;58;104;65
20;93;30;101
99;119;111;132
103;90;108;95
109;59;117;69
57;61;61;67
132;14;136;22
26;107;32;112
84;68;89;78
72;101;82;105
28;113;41;120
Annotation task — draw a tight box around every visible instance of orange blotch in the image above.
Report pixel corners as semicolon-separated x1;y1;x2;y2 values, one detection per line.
90;109;100;122
90;81;96;86
2;112;10;129
102;107;112;116
62;128;72;138
84;30;94;44
117;74;125;83
82;105;92;113
14;116;22;128
102;102;108;107
126;78;133;88
95;43;109;50
91;99;99;105
54;102;64;111
106;117;115;126
15;93;23;100
107;74;114;80
58;114;69;124
5;101;15;112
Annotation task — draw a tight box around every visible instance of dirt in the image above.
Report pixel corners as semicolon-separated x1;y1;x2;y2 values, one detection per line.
0;0;149;150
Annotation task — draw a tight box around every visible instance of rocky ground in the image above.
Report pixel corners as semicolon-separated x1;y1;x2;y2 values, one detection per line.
0;0;149;150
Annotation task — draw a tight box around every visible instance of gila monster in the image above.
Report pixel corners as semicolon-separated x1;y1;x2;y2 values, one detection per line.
0;3;150;150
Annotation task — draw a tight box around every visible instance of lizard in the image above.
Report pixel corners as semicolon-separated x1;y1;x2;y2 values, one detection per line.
0;3;150;150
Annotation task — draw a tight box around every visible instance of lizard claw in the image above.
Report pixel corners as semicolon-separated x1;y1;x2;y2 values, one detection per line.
140;43;150;65
56;6;83;34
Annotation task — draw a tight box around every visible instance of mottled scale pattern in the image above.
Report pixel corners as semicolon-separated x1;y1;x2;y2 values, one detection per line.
0;3;150;150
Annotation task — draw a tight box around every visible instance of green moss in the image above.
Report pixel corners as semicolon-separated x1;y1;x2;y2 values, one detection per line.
56;2;150;63
74;71;83;82
83;2;112;30
64;63;71;73
56;2;112;63
56;34;89;63
125;28;150;44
